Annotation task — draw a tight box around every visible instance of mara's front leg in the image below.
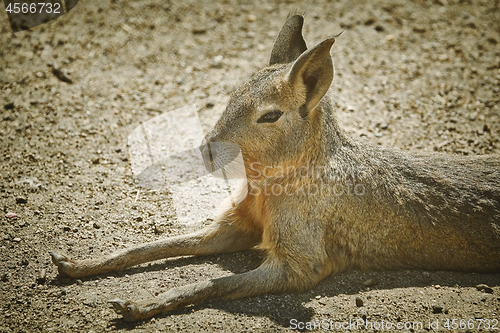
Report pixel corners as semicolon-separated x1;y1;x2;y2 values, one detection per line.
50;219;260;278
109;210;334;322
109;256;318;322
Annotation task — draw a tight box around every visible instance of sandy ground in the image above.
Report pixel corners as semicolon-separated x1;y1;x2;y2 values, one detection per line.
1;0;499;332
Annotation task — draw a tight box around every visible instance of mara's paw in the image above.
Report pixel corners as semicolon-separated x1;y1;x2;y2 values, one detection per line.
49;251;77;278
109;299;145;323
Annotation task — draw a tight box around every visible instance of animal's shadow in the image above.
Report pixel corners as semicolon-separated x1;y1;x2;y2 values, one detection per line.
51;249;499;330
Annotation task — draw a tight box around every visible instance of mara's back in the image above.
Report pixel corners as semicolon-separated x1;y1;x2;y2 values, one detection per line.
321;142;500;273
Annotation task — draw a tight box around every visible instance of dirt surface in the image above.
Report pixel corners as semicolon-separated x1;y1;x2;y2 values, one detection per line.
1;0;500;332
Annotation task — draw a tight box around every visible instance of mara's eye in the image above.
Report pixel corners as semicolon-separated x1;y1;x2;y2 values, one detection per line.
257;110;283;124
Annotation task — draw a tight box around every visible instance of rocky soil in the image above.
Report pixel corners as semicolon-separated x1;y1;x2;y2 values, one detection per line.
1;0;499;332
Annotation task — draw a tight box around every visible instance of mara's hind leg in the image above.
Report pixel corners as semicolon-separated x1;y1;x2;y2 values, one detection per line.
50;220;261;278
108;256;317;322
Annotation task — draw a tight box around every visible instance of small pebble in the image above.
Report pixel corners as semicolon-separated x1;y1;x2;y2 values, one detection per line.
50;61;72;83
121;24;132;33
5;212;18;218
192;27;207;34
413;26;427;33
364;18;375;26
476;284;493;294
37;269;47;285
211;59;223;68
247;14;257;22
355;296;364;307
13;237;21;242
432;305;443;314
16;197;28;204
154;225;164;234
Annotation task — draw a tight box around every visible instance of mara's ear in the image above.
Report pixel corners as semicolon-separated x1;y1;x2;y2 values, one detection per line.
287;37;335;117
269;15;307;65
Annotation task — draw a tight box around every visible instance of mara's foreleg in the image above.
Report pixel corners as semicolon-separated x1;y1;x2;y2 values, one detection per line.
50;219;261;278
109;210;333;322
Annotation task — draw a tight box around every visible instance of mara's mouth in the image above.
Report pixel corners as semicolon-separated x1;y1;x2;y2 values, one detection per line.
200;142;247;179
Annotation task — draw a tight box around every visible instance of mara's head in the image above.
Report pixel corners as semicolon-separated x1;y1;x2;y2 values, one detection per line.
201;15;339;175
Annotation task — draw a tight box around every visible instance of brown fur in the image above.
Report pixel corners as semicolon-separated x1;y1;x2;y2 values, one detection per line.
50;15;500;322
